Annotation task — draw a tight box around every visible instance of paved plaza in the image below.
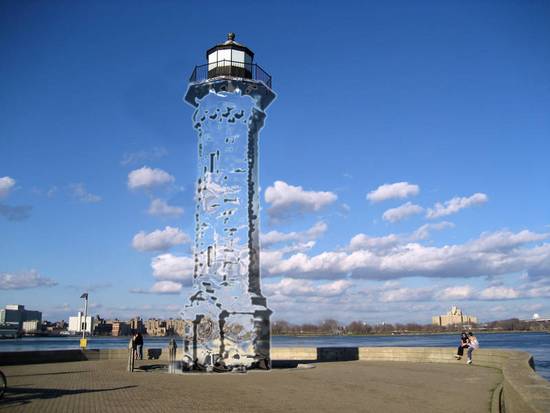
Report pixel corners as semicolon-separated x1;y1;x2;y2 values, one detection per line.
0;359;502;412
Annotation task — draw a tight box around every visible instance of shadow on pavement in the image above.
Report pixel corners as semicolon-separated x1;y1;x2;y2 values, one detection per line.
0;385;137;407
133;361;314;371
135;364;167;372
6;371;89;378
272;360;315;369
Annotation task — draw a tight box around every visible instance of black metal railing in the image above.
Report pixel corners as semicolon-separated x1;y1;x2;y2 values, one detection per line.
189;60;272;88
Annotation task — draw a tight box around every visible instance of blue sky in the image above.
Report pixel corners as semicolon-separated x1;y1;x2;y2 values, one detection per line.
1;1;549;324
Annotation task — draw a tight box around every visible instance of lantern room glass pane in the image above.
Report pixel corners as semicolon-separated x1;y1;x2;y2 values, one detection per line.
208;51;218;71
217;49;231;66
232;50;245;68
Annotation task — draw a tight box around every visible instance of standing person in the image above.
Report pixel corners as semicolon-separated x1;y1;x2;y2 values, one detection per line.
467;332;479;365
136;332;144;360
131;331;138;360
454;332;469;360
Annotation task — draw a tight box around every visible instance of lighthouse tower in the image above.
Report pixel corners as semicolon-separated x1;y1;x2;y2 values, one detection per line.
182;33;275;370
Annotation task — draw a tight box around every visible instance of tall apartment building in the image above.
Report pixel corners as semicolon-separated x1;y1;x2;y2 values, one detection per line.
432;306;478;326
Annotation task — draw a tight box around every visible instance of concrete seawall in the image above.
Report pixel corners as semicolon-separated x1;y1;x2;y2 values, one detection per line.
1;346;549;412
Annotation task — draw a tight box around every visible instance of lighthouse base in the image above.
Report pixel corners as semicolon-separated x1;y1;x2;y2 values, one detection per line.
180;300;271;372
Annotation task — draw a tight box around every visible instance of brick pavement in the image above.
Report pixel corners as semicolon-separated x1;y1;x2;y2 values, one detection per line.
0;359;501;412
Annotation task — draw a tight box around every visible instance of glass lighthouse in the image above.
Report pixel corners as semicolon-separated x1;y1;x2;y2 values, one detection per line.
182;33;275;371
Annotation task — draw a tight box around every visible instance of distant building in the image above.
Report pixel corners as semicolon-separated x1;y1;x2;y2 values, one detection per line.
432;306;478;326
45;320;67;335
129;317;145;334
22;320;41;334
111;320;130;336
0;304;42;329
166;319;186;336
145;319;167;336
68;312;94;334
145;318;187;336
92;316;112;336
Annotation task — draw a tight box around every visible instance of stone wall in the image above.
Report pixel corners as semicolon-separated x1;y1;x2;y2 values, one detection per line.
0;350;87;365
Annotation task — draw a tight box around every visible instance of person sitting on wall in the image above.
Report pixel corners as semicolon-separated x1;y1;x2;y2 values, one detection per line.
454;332;469;360
467;332;479;365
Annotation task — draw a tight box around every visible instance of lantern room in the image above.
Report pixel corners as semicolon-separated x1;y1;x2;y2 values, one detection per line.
206;33;254;80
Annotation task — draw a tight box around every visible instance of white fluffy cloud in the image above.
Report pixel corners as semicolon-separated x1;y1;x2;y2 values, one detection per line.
478;286;520;300
264;278;352;297
150;281;182;294
348;233;401;252
132;226;190;252
70;183;102;203
412;222;455;240
436;285;473;301
367;182;419;203
0;270;57;289
264;181;337;221
467;229;547;252
128;166;175;190
0;176;15;198
382;202;424;223
261;221;327;248
379;286;433;302
426;193;488;219
261;241;318;274
148;199;184;218
262;229;550;281
151;253;194;285
130;281;183;295
347;222;453;252
373;281;548;303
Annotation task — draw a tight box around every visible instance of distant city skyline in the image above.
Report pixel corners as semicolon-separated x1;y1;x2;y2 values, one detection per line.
1;1;549;323
0;301;547;332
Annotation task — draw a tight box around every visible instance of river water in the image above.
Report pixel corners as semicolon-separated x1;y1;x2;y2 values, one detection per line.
1;332;548;381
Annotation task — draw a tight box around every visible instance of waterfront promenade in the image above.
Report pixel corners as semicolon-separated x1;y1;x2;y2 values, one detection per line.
0;359;500;412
